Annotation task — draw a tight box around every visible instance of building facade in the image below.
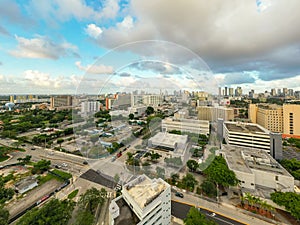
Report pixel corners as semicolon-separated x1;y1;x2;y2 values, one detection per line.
197;106;234;122
223;121;282;159
50;95;73;110
221;145;294;192
81;101;100;114
249;103;300;137
109;174;171;225
161;117;209;135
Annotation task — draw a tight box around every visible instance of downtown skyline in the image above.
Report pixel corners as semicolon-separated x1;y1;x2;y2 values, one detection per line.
1;0;300;94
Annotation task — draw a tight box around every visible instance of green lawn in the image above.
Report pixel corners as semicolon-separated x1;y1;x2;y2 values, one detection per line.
0;155;9;162
51;169;72;180
68;189;79;199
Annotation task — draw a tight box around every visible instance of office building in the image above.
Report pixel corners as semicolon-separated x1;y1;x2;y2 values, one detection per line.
223;121;282;159
229;88;234;96
162;117;209;135
221;145;294;192
235;87;242;96
283;104;300;137
109;174;171;225
197;106;234;122
50;95;73;110
112;94;131;110
81;101;100;114
225;87;228;96
148;132;188;152
249;103;300;137
248;104;283;133
142;95;163;107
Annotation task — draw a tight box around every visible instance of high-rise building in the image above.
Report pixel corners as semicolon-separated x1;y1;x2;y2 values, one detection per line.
235;87;242;96
50;95;73;110
197;106;234;122
248;104;283;133
109;174;171;225
218;87;222;97
224;87;228;96
283;104;300;137
249;103;300;137
81;101;100;114
283;88;288;96
229;88;234;96
271;89;276;96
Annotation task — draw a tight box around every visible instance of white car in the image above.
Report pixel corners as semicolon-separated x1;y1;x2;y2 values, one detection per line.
61;163;68;167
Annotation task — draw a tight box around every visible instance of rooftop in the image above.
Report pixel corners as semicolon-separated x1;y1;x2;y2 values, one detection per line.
224;121;268;134
149;132;188;146
222;145;291;176
124;175;168;209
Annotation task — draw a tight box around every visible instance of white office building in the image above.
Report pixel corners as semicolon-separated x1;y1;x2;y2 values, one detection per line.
162;117;209;135
109;174;171;225
81;101;100;114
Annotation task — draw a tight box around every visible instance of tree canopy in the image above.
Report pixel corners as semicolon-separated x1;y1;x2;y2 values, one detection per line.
203;156;239;187
184;207;216;225
187;160;199;172
279;159;300;180
271;192;300;220
16;199;74;225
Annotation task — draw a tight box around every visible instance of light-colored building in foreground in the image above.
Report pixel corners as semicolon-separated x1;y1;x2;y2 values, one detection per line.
109;174;171;225
221;145;294;192
161;117;209;135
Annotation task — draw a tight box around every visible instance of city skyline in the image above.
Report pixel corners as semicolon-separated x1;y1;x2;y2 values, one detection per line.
0;1;300;94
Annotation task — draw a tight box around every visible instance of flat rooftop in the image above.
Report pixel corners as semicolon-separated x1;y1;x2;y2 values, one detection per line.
224;122;268;134
222;145;291;176
124;175;167;209
149;132;188;145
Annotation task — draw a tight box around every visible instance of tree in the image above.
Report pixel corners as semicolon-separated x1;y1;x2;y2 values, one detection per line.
17;155;31;165
184;207;216;225
78;188;107;214
0;205;9;225
16;199;74;225
187;160;199;172
171;173;179;185
74;210;94;225
0;176;14;204
146;106;154;115
31;160;51;174
182;173;198;192
203;156;239;188
200;180;217;197
57;138;64;148
271;192;300;220
129;113;134;120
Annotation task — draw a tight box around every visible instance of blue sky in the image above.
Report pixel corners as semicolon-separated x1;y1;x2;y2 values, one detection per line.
0;0;300;94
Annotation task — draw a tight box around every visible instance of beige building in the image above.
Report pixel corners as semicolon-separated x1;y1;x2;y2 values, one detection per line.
197;106;234;122
249;103;300;137
50;95;73;110
249;104;283;133
283;104;300;137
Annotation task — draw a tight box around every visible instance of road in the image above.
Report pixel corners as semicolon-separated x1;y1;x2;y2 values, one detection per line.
172;200;246;225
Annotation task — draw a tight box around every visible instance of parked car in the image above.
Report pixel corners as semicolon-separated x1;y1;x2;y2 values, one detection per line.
83;161;88;165
175;192;184;198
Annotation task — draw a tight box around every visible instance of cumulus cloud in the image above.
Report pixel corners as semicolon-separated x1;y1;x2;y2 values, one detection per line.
117;16;134;29
220;73;256;85
75;61;114;74
85;24;103;39
10;35;78;59
95;0;300;81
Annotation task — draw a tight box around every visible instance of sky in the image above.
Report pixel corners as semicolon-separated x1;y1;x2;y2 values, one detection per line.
1;0;300;95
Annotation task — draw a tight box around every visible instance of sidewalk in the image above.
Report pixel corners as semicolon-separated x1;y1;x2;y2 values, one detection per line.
172;192;288;225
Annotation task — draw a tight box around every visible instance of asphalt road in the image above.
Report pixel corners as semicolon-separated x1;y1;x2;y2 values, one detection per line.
172;200;246;225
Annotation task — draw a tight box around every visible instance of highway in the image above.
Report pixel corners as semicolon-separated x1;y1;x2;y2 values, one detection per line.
172;200;246;225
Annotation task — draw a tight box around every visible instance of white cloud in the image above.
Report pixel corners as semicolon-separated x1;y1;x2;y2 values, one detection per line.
117;16;134;29
85;24;103;39
27;0;120;25
10;35;78;59
75;61;114;74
